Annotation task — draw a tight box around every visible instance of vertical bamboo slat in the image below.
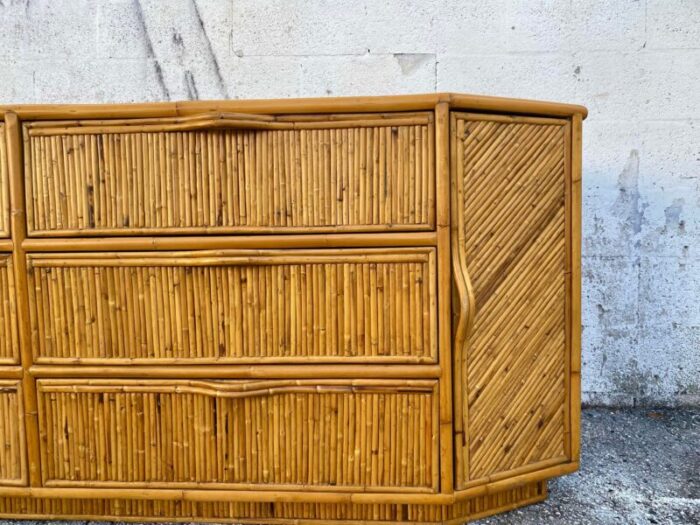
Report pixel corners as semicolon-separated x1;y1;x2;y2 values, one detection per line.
0;124;8;237
0;381;25;485
27;249;436;364
5;112;42;486
0;256;19;364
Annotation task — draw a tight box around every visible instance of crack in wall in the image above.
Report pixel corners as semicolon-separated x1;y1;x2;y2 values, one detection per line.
133;0;170;100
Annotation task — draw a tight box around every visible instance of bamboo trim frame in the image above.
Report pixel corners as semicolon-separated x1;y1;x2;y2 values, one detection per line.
0;380;27;486
0;93;588;121
22;232;437;252
36;378;441;494
23;111;436;237
26;247;438;365
434;103;453;493
0;123;8;238
4;112;41;486
0;255;20;365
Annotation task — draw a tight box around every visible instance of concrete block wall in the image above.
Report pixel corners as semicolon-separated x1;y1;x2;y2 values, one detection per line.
0;0;698;406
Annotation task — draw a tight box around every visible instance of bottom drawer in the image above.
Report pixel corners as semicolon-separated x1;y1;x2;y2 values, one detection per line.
37;379;439;492
0;380;26;486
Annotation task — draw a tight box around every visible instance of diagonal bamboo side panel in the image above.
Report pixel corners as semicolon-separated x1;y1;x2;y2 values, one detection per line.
0;380;26;485
452;113;571;486
0;124;7;238
36;379;439;492
0;256;19;364
26;248;437;364
23;114;435;236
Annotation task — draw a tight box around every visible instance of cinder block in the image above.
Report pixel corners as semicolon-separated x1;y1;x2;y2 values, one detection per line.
228;0;367;56
638;120;700;258
583;255;639;329
32;59;166;103
638;255;700;329
0;60;36;103
218;56;302;99
647;0;700;50
437;53;577;103
299;54;436;97
638;322;700;404
96;0;152;59
581;324;639;402
228;0;436;57
638;50;700;120
567;0;646;52
11;0;99;60
582;120;646;258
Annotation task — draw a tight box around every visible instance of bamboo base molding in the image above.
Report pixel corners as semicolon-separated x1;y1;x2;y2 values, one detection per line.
0;94;584;524
0;481;547;524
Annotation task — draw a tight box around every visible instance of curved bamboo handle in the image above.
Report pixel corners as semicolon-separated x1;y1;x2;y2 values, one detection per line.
25;112;289;136
158;112;284;132
451;241;476;358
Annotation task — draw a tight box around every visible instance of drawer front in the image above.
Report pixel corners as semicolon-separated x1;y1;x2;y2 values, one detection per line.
24;113;435;236
0;123;8;237
37;379;439;491
28;248;437;364
0;381;26;486
0;256;19;364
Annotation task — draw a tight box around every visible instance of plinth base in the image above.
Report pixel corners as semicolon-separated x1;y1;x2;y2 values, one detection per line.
0;482;546;524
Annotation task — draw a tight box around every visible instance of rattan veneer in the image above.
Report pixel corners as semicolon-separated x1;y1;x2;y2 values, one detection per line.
0;93;585;524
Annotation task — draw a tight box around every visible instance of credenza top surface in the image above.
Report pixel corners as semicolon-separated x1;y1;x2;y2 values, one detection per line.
0;92;588;120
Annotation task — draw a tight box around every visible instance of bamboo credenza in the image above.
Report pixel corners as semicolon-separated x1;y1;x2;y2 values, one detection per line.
0;93;585;524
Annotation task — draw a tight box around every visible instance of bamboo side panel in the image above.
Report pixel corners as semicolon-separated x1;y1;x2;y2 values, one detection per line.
27;248;436;364
36;379;439;491
452;114;569;485
0;381;25;485
0;482;545;524
0;123;7;237
0;256;19;364
23;115;435;236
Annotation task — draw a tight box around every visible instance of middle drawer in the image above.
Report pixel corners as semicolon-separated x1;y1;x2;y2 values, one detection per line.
27;248;436;364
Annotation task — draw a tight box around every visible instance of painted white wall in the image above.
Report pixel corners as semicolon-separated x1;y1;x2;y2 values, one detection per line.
1;0;698;406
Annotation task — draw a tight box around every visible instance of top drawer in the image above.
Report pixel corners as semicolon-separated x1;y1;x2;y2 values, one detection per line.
23;113;435;237
0;123;8;238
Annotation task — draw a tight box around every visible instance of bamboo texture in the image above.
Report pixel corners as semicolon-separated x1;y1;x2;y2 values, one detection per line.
27;249;436;364
0;124;7;237
37;379;438;491
0;256;19;364
0;481;545;524
0;380;25;485
23;114;434;236
0;95;583;524
451;113;570;486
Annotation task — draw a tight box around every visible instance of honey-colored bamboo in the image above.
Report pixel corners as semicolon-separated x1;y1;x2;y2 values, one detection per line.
0;123;8;238
0;380;26;485
24;114;434;236
0;94;584;524
0;256;19;364
36;379;437;491
5;112;41;486
26;249;436;364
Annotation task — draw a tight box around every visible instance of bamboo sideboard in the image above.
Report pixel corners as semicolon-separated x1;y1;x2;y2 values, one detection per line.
0;93;585;524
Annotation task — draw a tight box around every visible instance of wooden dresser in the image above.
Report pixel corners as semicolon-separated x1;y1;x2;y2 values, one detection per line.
0;93;585;524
